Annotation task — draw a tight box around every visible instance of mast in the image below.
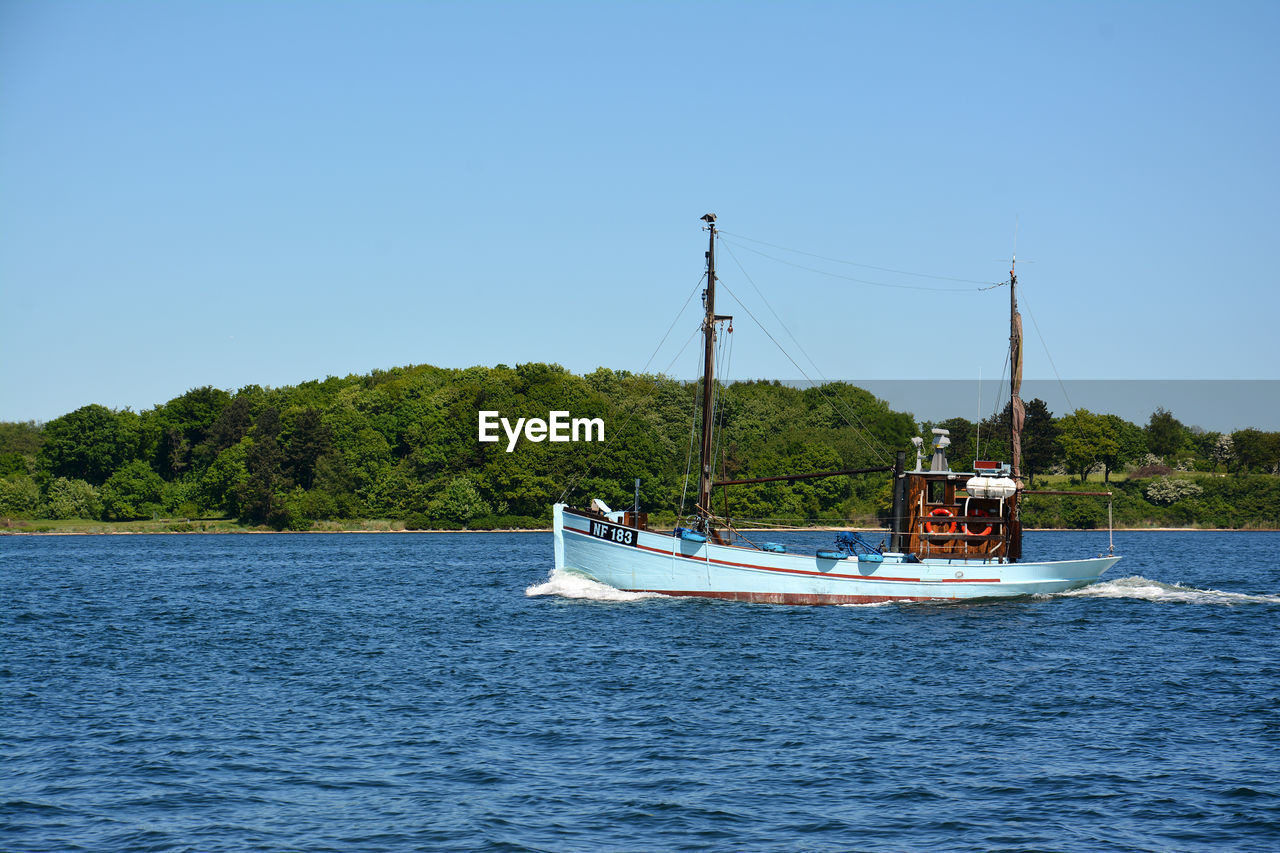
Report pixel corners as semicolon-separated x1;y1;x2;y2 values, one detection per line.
1008;256;1025;562
1009;257;1024;483
696;213;718;526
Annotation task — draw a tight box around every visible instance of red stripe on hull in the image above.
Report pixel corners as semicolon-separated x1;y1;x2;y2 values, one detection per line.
629;589;938;605
562;523;1000;584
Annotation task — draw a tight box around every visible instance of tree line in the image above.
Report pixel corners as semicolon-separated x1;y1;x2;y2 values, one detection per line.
1;363;1278;529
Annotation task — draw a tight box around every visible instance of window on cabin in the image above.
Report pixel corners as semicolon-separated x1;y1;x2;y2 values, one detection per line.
927;481;946;505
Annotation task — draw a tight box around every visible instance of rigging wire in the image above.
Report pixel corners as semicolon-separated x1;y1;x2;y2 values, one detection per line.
711;319;734;521
648;272;708;374
560;230;1025;513
716;274;891;466
721;239;830;389
1018;283;1097;477
678;384;699;520
719;234;1007;293
710;330;726;479
723;516;880;530
718;229;1000;285
975;367;983;461
717;241;894;465
557;274;706;504
993;347;1010;423
560;322;702;506
1019;286;1075;414
720;240;895;463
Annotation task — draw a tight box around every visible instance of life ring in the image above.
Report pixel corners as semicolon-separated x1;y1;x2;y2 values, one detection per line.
925;507;956;535
964;507;993;537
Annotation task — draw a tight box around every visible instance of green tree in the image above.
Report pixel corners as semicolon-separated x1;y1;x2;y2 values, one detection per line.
1145;407;1189;460
930;417;975;469
0;421;43;456
344;427;394;491
161;478;202;518
1099;414;1146;483
43;477;101;519
1210;433;1235;473
362;464;423;517
38;405;133;485
1021;398;1058;486
237;408;287;525
154;426;191;481
148;386;232;478
1056;409;1119;483
205;395;254;452
283;408;332;490
0;474;41;517
480;454;558;518
1232;429;1280;475
0;450;29;478
100;461;165;520
977;406;1011;466
200;440;250;516
0;421;43;477
782;441;847;515
969;399;1056;483
429;476;492;525
284;487;340;524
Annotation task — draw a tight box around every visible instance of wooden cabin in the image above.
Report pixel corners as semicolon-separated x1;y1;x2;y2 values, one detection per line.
892;431;1023;563
899;470;1022;562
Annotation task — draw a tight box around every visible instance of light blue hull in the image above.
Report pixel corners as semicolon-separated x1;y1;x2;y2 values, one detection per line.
554;504;1119;605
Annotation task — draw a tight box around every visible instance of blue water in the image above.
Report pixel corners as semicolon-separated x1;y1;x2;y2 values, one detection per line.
3;531;1279;852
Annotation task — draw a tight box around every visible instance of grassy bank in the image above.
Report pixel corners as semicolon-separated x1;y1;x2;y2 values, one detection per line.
5;472;1278;534
1019;473;1280;529
1;517;435;535
6;516;1278;536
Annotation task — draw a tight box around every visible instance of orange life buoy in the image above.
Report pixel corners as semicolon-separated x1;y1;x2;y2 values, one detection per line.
964;507;993;537
925;507;956;535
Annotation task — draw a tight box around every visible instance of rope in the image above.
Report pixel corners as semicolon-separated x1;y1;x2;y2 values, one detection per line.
728;517;881;529
678;386;699;519
718;230;999;286
714;271;892;465
719;239;939;465
990;345;1010;424
1108;498;1114;555
719;235;1005;293
556;303;703;505
1017;283;1102;479
1019;286;1075;413
711;322;733;519
722;239;839;391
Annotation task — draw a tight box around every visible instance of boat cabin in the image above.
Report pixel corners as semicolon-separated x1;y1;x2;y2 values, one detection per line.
893;429;1023;562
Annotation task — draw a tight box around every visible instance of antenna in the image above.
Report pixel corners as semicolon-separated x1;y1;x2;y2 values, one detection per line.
975;366;982;462
1009;215;1022;282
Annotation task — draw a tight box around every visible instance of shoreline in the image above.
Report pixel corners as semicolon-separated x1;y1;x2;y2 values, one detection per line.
3;525;1278;536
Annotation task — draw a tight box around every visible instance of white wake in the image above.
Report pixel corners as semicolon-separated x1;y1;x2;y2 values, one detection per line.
1057;575;1280;606
524;571;1280;607
525;569;663;602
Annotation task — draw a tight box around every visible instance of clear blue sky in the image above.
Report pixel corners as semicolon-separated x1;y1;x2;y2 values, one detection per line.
2;1;1277;423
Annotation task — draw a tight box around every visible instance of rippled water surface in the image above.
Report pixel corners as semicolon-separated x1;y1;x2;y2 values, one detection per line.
3;530;1279;851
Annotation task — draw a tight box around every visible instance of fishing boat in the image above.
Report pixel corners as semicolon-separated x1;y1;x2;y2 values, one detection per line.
552;214;1120;604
